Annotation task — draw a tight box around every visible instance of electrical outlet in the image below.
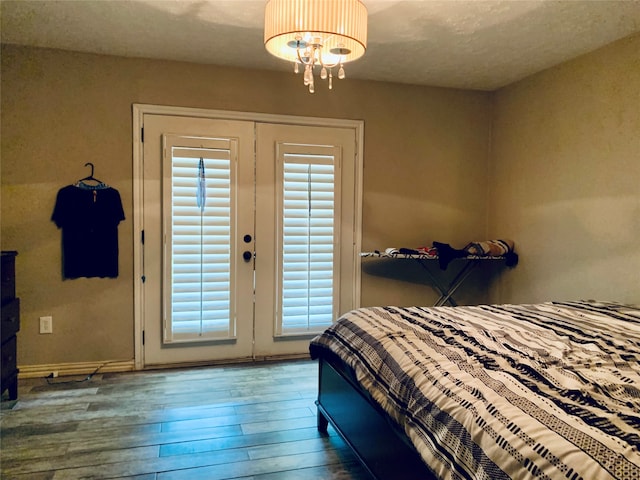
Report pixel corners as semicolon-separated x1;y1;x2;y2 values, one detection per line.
39;316;53;334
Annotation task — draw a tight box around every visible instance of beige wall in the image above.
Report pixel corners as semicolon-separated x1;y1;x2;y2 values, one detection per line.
1;45;491;367
489;33;640;304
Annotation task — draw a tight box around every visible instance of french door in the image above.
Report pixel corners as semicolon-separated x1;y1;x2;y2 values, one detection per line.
134;107;361;367
254;123;358;358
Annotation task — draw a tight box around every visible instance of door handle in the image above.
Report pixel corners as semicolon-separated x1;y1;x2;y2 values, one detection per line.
243;251;253;262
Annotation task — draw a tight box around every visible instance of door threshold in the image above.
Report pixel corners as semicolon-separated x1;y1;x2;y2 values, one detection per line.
141;353;310;371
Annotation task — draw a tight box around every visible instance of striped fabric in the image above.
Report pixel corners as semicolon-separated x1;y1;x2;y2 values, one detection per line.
310;301;640;480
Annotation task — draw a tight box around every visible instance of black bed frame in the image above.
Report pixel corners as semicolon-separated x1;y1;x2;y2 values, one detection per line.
315;355;438;480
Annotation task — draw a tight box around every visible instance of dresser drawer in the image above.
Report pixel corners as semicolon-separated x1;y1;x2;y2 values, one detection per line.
1;335;18;381
1;298;20;343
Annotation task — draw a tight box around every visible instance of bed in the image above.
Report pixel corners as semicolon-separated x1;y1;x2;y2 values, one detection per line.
309;301;640;480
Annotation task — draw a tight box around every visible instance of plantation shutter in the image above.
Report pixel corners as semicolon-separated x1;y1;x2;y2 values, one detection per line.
162;135;238;343
276;143;341;336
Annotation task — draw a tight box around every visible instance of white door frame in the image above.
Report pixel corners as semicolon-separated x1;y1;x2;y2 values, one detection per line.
132;103;363;370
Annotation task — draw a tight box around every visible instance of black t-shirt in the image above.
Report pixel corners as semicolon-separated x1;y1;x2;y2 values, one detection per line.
52;184;125;279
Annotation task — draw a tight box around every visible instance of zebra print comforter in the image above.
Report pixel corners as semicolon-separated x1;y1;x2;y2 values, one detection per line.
310;301;640;480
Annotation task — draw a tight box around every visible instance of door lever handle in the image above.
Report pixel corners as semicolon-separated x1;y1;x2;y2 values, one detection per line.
243;251;253;262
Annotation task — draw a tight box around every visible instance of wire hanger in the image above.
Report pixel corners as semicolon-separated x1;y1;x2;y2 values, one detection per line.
76;162;108;189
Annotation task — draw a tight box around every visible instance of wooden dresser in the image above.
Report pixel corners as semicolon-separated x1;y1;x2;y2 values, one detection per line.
1;251;20;400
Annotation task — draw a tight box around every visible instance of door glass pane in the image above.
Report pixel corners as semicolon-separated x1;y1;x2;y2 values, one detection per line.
164;139;236;343
279;151;339;335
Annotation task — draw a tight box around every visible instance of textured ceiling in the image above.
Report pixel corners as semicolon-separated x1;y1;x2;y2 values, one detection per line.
2;0;640;91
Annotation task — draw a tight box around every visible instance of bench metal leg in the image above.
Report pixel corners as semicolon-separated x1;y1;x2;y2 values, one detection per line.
415;259;479;306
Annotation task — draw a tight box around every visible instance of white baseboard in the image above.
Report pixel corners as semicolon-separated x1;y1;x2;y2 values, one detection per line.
18;359;135;379
18;354;308;379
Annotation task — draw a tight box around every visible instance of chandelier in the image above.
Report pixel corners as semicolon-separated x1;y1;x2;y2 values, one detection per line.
264;0;368;93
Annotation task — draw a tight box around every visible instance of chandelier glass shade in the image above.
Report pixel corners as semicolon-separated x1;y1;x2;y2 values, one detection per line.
264;0;368;93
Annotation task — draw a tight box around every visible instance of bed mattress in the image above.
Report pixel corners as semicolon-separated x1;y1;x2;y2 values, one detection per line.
309;301;640;480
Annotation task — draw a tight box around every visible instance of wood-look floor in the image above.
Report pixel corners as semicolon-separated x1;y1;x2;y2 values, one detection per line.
0;359;372;479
